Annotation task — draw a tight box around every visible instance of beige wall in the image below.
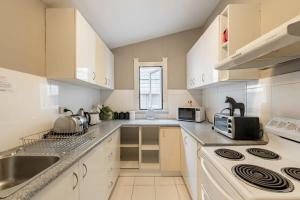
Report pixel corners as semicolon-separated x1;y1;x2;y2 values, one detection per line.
112;28;203;89
0;0;46;76
204;0;261;30
260;0;300;34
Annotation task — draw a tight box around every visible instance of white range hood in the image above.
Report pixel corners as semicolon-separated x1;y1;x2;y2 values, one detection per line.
216;15;300;70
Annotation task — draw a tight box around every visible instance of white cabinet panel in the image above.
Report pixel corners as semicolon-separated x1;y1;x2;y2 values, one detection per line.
75;10;97;83
160;127;181;172
46;8;114;89
79;144;106;200
186;5;260;89
32;129;120;200
181;129;198;200
32;164;80;200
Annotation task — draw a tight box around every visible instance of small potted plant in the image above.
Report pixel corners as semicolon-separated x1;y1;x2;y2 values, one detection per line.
99;105;113;120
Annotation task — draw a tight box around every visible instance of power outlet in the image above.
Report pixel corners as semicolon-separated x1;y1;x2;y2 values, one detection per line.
58;106;66;114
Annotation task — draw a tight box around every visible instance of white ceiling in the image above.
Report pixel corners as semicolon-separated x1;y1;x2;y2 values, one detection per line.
43;0;220;49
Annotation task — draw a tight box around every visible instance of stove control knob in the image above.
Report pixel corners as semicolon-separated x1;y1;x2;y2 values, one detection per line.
228;119;232;123
228;130;232;133
228;124;232;128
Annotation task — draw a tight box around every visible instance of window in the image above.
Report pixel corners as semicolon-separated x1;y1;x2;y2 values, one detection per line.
139;66;163;110
134;58;168;111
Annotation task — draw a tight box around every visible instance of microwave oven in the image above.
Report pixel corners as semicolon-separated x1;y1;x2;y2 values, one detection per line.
177;107;205;122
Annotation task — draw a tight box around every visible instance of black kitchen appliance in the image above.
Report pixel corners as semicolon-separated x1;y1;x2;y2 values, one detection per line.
213;97;262;140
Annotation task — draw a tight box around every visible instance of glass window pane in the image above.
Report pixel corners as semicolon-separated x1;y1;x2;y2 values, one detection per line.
139;66;163;110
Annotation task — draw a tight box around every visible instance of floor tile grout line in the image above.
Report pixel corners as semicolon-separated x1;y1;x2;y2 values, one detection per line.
130;177;135;200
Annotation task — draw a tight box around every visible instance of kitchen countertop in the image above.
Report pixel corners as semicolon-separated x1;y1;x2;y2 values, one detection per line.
4;119;268;200
179;121;268;146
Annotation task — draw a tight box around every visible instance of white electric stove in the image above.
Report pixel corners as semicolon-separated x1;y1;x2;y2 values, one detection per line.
200;117;300;200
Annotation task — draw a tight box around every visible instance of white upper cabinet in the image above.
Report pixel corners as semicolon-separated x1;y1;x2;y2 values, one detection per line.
187;4;261;89
46;8;114;89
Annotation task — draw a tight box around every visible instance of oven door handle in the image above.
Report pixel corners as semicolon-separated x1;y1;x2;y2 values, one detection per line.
201;159;233;200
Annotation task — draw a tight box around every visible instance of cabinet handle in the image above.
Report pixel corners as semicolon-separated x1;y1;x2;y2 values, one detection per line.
202;73;205;83
109;167;113;172
184;136;188;145
109;181;114;188
108;151;113;159
82;163;88;178
197;148;201;160
73;172;79;190
92;72;96;80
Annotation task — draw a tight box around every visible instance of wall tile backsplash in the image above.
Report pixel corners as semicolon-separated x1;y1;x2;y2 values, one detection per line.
203;70;300;124
101;89;202;119
0;68;101;151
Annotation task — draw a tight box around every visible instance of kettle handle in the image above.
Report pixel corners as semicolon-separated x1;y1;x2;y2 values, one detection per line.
84;112;91;125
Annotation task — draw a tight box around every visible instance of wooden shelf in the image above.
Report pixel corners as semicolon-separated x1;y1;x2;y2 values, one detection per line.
120;144;139;148
140;163;160;170
141;145;159;151
222;42;228;49
121;161;139;169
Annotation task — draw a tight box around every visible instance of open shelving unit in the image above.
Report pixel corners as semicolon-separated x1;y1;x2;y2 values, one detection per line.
120;127;140;169
120;126;160;170
140;127;160;169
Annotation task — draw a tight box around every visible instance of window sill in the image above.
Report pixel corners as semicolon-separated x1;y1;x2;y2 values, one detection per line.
135;110;169;114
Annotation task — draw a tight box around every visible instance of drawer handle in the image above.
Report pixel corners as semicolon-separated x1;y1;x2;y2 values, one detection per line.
109;181;114;188
73;172;79;190
197;148;201;160
92;72;96;80
184;136;188;145
108;152;113;159
83;163;88;178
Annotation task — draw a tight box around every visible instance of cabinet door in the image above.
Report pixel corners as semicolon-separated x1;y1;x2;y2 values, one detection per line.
106;49;114;89
160;127;181;172
79;143;107;200
201;17;219;85
181;129;198;200
95;35;114;89
180;130;189;189
112;129;120;183
32;164;80;200
95;35;106;86
75;10;97;83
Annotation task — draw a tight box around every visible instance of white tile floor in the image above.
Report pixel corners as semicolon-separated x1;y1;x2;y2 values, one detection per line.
110;177;191;200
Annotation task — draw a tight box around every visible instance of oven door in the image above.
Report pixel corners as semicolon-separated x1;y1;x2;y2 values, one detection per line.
178;108;195;121
200;158;243;200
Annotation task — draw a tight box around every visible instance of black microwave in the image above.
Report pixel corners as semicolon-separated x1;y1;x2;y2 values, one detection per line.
177;107;205;122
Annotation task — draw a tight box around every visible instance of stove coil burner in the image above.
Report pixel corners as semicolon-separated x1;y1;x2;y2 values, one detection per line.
233;164;294;193
247;148;280;160
215;148;244;160
282;167;300;181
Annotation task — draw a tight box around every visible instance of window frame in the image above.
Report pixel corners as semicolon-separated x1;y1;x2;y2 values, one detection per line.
134;58;168;112
138;66;163;110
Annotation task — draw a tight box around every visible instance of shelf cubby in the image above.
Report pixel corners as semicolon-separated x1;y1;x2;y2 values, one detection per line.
120;127;139;145
141;127;159;145
141;150;159;164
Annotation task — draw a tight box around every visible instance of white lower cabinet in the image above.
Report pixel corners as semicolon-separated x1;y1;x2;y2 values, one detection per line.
32;129;120;200
32;164;80;200
181;129;198;200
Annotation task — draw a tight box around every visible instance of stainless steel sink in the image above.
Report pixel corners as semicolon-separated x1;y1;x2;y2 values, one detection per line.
0;155;60;198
